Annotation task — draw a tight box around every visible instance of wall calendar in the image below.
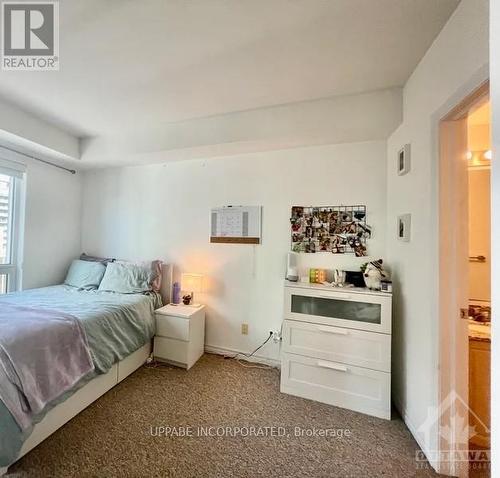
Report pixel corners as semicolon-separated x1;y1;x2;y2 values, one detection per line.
210;206;262;244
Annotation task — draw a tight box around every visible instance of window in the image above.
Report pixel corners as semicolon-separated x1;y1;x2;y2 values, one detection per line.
0;161;24;294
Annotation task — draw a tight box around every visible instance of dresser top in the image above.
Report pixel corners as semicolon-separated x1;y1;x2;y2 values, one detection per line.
284;280;392;297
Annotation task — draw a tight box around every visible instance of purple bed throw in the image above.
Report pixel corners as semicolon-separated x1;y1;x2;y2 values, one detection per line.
0;303;94;430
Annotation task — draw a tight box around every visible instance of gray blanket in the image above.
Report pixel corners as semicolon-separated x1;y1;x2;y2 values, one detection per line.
0;303;94;430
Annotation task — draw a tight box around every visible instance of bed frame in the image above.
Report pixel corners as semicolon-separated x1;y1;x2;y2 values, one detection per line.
0;264;173;476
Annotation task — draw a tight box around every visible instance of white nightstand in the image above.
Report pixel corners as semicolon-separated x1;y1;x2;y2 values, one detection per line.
153;304;205;370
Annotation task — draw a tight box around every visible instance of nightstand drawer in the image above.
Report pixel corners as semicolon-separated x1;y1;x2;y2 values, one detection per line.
282;320;390;372
154;336;188;364
155;314;189;341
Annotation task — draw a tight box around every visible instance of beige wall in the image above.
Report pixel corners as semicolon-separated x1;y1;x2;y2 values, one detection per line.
469;168;491;302
468;123;491;151
468;105;491;302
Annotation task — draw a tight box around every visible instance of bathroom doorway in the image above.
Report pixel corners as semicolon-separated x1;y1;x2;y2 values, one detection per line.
438;80;490;477
467;98;491;477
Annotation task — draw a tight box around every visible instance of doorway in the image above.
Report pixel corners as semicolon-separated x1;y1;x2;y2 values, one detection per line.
467;99;491;477
438;82;491;477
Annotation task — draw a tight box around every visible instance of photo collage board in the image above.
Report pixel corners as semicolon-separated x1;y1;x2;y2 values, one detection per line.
290;205;371;256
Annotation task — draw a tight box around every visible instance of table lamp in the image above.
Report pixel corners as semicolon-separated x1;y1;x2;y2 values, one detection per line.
181;273;203;307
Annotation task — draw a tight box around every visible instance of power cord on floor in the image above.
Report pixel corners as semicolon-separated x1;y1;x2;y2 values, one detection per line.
224;332;275;369
145;332;278;371
234;359;274;370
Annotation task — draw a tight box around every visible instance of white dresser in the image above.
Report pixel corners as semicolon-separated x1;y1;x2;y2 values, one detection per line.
280;281;392;419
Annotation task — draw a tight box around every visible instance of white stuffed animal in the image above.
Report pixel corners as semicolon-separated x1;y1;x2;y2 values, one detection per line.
363;259;388;290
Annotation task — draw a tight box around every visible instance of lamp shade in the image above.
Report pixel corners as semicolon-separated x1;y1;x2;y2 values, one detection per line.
181;273;203;293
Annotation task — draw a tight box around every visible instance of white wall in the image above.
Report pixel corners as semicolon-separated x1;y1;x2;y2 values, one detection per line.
386;0;489;466
82;141;387;361
0;147;83;290
23;162;82;289
490;0;499;474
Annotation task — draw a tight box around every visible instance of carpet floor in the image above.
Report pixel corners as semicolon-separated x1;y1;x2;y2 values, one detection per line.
8;354;440;478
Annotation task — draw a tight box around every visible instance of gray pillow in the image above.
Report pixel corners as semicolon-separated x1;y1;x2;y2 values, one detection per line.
80;252;115;265
114;259;163;291
65;259;106;289
98;262;152;294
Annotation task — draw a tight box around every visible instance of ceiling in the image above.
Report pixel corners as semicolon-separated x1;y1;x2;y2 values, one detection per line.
0;0;459;138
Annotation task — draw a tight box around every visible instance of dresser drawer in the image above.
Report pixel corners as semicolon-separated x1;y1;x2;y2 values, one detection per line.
282;320;390;372
155;314;190;341
280;353;390;419
284;286;391;334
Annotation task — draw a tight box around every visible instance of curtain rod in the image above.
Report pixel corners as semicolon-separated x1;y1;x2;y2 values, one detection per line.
0;144;77;175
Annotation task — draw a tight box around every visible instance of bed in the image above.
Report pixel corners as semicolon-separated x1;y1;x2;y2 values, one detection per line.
0;263;172;476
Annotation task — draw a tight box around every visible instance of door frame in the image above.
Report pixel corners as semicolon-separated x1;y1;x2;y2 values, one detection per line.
435;77;489;476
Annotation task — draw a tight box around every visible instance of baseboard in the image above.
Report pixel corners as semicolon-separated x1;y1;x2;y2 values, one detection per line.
392;394;439;473
204;344;281;369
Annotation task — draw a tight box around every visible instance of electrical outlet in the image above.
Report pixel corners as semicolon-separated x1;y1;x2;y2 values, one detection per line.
270;330;282;343
241;323;249;335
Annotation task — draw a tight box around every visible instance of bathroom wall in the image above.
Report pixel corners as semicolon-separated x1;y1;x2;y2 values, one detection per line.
468;109;491;302
469;168;491;302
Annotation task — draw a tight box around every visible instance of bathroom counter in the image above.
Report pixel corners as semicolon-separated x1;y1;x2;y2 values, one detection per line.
469;326;491;448
468;320;491;342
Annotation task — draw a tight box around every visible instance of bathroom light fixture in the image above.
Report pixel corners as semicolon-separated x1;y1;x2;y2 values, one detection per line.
467;150;492;166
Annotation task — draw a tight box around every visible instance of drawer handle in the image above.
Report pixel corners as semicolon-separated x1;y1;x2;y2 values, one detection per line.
317;326;348;335
316;293;352;300
317;360;348;372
